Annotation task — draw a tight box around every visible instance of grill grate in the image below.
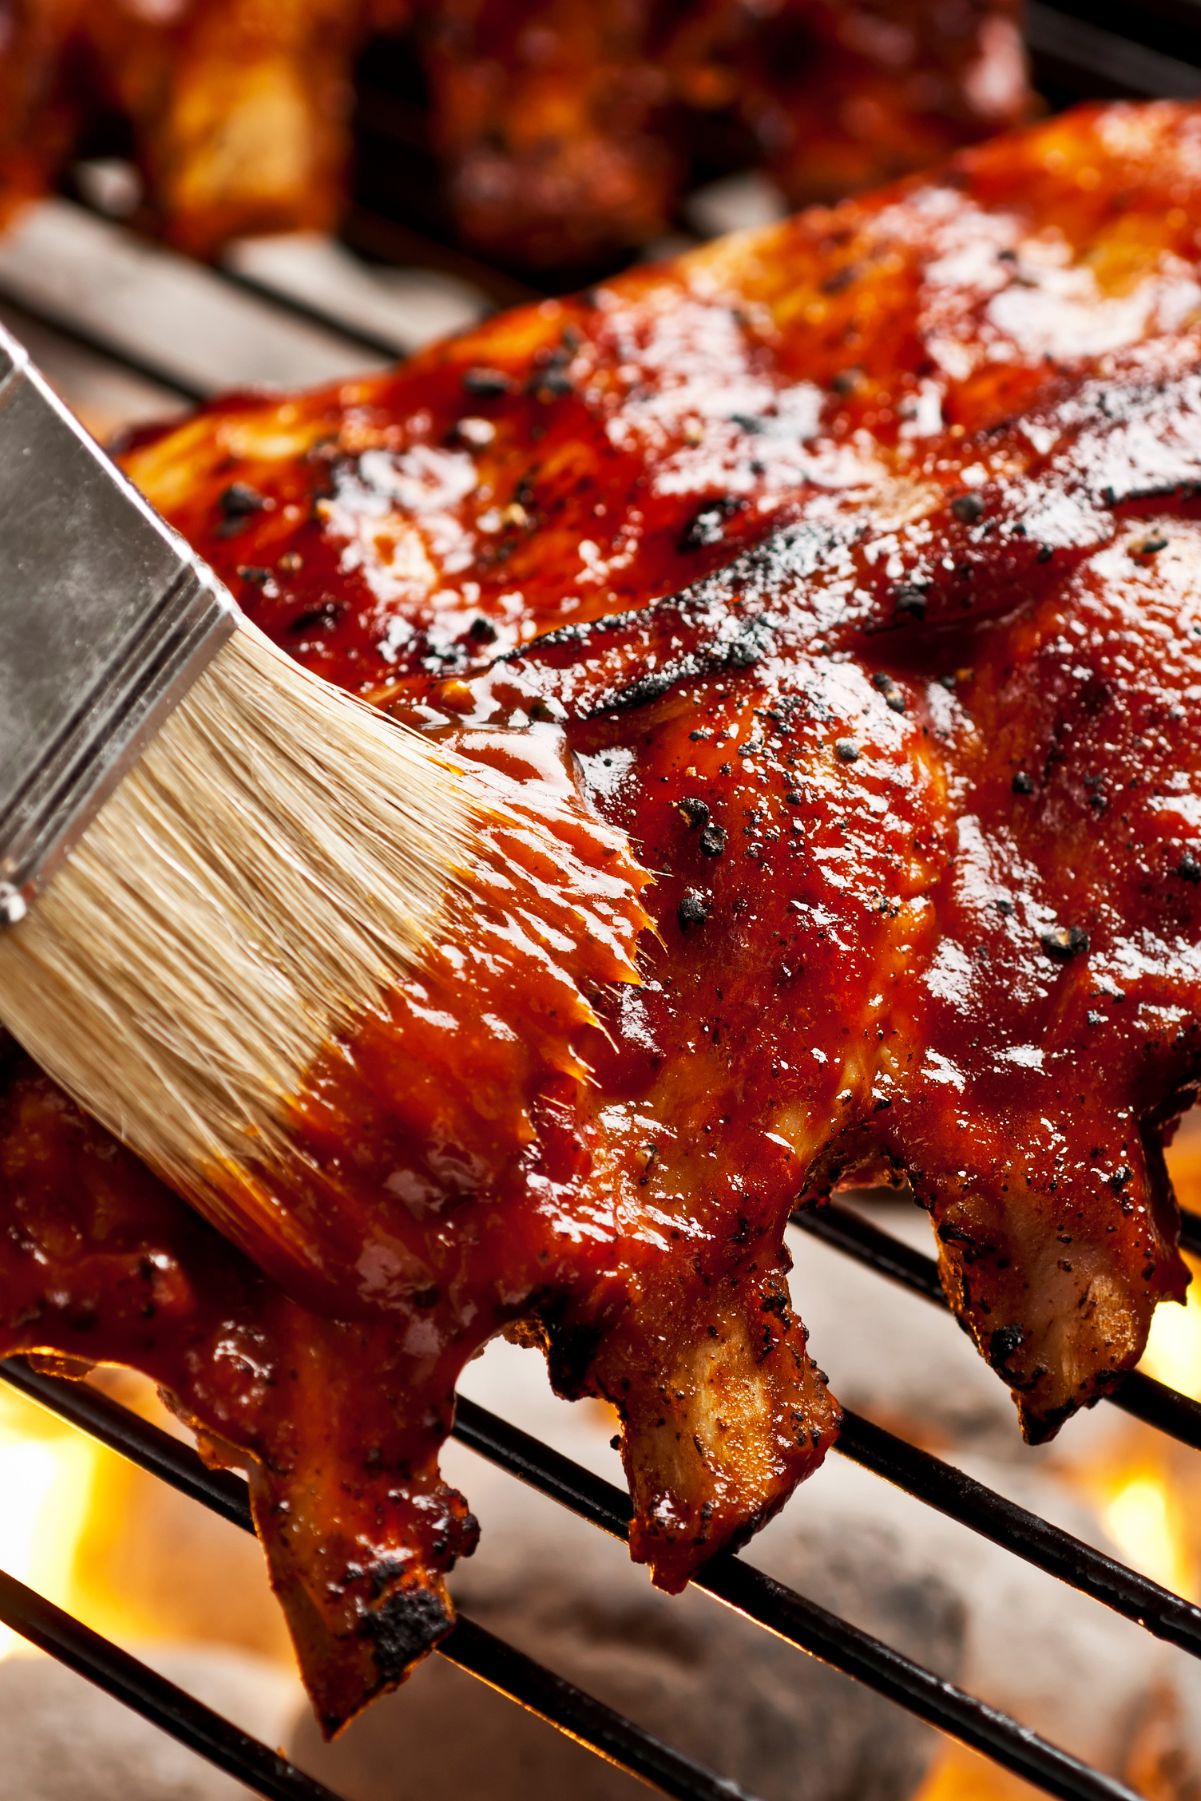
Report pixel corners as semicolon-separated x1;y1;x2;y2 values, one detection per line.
2;10;1201;1798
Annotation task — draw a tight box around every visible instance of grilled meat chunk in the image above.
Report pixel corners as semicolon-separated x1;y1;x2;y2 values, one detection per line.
3;101;1201;1728
421;0;1028;268
0;0;408;254
0;1060;477;1735
0;0;1026;265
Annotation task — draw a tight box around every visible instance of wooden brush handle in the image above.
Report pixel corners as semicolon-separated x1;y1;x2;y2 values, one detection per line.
0;323;237;924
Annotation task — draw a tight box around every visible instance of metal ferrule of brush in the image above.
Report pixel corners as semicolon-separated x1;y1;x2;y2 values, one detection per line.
0;324;237;925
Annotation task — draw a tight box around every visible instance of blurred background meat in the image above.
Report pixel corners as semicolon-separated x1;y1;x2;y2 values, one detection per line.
0;1;410;255
0;0;1029;270
422;0;1028;268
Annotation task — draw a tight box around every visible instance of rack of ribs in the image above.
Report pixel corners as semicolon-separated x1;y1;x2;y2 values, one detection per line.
0;0;1027;264
2;99;1200;1732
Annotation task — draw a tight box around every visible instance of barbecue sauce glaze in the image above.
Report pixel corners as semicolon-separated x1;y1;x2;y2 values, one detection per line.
4;102;1201;1729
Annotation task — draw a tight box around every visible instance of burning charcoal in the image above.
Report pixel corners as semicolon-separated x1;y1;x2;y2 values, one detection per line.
791;1197;1136;1465
788;1197;1026;1453
0;1647;297;1800
908;1455;1186;1784
289;1342;965;1801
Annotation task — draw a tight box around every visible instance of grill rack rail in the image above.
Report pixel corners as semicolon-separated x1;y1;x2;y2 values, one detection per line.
2;9;1201;1798
5;1185;1201;1801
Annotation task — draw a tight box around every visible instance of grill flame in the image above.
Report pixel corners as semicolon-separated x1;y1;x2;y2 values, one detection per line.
0;1388;99;1659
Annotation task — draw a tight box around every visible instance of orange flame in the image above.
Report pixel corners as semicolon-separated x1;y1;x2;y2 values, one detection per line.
0;1387;100;1659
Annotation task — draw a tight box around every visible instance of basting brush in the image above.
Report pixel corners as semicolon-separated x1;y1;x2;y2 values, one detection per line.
0;323;646;1287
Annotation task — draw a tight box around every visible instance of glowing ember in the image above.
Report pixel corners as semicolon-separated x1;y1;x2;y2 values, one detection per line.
1099;1460;1193;1597
914;1745;1031;1798
1142;1273;1201;1403
0;1388;99;1659
1143;1107;1201;1402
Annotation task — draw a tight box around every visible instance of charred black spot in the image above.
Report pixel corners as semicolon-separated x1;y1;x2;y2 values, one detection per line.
871;670;907;713
678;889;712;931
821;263;860;295
530;368;575;401
358;1585;455;1684
989;1324;1028;1376
289;601;344;638
937;1220;976;1246
462;366;513;398
1039;924;1090;963
1102;478;1200;508
589;611;774;717
678;495;748;553
891;583;928;620
950;491;986;524
216;481;267;536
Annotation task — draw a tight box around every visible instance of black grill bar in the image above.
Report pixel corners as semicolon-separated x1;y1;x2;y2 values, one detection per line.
215;266;424;364
1;19;1200;1798
456;1389;1201;1665
1109;1369;1201;1441
438;1617;760;1801
0;1362;757;1801
835;1410;1201;1657
791;1202;1201;1454
0;1357;1144;1801
793;1201;945;1305
0;293;210;410
0;1567;341;1801
0;1357;251;1529
4;1225;1191;1799
1179;1206;1201;1258
1028;0;1201;97
453;1399;1139;1801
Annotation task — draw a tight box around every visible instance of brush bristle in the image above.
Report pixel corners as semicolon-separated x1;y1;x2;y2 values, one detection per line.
0;624;476;1201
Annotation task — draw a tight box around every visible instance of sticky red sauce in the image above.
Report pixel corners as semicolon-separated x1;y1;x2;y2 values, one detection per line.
215;707;653;1323
5;104;1201;1725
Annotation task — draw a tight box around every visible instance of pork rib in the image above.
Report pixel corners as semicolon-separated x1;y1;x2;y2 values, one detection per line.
2;101;1201;1728
0;0;1026;265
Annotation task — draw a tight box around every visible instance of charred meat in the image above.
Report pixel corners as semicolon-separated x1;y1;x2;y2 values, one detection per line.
3;101;1201;1728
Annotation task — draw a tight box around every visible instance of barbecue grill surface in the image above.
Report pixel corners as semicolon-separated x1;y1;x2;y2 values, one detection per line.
3;9;1201;1798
